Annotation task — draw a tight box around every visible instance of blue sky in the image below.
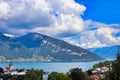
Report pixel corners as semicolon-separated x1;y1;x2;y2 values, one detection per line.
76;0;120;24
0;0;120;48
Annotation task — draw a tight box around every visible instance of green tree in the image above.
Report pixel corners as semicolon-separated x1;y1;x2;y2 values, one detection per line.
2;74;13;80
24;69;43;80
0;67;4;74
86;69;93;76
105;53;120;80
68;68;85;80
48;72;71;80
110;54;120;80
93;61;112;70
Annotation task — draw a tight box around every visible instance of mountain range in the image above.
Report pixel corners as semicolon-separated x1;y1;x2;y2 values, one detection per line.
87;45;119;60
0;32;103;62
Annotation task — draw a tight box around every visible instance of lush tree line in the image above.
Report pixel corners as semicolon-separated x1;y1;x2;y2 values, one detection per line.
48;68;87;80
93;61;113;70
0;68;87;80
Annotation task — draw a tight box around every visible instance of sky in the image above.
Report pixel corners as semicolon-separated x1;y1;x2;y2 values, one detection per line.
0;0;120;48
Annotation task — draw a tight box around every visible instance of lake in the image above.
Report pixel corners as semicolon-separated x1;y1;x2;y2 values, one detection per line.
0;61;102;73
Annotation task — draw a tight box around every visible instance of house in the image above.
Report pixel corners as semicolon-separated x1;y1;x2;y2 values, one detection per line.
5;63;14;72
92;66;109;74
89;74;105;80
4;63;26;75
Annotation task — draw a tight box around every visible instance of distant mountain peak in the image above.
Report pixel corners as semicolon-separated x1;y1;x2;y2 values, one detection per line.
24;32;44;40
87;45;119;59
3;33;15;38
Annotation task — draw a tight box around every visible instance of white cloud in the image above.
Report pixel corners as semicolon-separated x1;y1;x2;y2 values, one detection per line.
65;21;120;48
79;28;119;48
0;0;86;37
0;1;10;19
61;37;81;47
31;14;84;36
47;0;85;15
84;20;120;30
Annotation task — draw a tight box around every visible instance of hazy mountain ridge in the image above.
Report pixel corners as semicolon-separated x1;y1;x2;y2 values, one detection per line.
87;45;119;59
0;32;103;62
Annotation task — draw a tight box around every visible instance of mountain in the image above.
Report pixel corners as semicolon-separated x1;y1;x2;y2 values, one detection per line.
0;32;104;62
87;45;119;59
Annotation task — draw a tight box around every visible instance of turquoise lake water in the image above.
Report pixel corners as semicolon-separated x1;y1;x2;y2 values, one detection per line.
0;61;101;73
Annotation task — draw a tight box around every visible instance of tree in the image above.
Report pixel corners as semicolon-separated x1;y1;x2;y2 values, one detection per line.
68;68;85;80
24;69;43;80
105;54;120;80
0;67;4;74
110;54;120;80
2;74;13;80
48;72;71;80
93;61;112;70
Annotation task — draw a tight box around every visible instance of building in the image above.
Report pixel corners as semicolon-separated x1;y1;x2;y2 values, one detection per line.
5;63;26;75
89;74;105;80
5;62;14;72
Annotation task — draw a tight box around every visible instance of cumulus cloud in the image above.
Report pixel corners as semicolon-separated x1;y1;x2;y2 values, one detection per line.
47;0;85;15
65;21;120;48
0;1;10;19
0;0;54;28
0;0;86;36
31;14;84;37
84;20;120;30
79;27;120;48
